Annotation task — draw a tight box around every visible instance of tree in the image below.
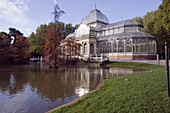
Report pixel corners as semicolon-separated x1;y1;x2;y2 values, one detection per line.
133;17;143;25
143;0;170;58
27;32;44;58
64;23;75;37
9;28;23;37
75;24;80;29
42;3;65;68
43;23;65;68
60;37;81;62
0;28;29;64
35;24;47;40
27;24;47;58
12;35;29;64
0;32;11;64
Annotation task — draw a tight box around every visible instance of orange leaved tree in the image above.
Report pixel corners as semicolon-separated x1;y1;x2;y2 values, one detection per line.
12;35;29;64
60;37;81;62
0;32;11;64
43;26;65;68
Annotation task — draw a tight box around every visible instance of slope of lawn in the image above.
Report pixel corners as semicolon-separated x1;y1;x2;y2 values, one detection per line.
51;62;170;113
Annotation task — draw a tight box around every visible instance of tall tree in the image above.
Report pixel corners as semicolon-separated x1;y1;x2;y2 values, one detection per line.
35;24;47;40
0;32;11;64
143;0;170;58
12;35;29;64
27;32;44;58
43;3;65;68
43;23;65;68
27;24;47;58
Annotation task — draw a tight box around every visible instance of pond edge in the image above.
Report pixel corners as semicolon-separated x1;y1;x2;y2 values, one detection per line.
46;77;105;113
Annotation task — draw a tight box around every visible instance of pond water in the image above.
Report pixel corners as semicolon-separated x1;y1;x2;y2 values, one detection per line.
0;64;143;113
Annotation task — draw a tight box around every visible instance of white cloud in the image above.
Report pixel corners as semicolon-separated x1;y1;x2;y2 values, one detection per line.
53;0;58;4
0;0;34;35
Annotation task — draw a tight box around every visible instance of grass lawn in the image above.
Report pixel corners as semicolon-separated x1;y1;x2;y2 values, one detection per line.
51;62;170;113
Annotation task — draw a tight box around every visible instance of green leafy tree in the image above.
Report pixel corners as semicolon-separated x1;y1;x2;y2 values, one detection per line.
133;17;143;25
65;23;75;36
75;24;80;29
35;24;47;40
27;24;47;58
143;11;156;35
27;32;44;58
143;0;170;58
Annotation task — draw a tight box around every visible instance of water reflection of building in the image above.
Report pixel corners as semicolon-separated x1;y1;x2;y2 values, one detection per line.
64;67;100;97
0;65;142;113
10;74;16;88
75;68;90;97
0;65;140;103
74;67;137;96
9;74;16;94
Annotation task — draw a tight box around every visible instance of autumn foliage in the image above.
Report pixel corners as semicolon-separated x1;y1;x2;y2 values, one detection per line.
12;35;29;64
0;32;11;64
60;37;81;61
0;22;80;66
0;30;29;64
43;27;65;68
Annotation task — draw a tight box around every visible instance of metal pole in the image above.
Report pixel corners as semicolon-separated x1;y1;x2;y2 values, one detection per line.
165;42;170;97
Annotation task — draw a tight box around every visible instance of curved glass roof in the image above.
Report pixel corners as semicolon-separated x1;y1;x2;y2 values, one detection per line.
98;19;143;30
82;9;109;24
98;31;155;41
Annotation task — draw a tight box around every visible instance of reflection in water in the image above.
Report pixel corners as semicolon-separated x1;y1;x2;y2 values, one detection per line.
10;74;15;89
75;87;89;97
0;64;143;113
9;74;16;95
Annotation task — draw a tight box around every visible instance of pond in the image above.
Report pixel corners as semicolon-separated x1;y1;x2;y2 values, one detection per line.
0;64;144;113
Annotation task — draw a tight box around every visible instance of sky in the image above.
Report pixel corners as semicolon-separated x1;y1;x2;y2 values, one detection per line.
0;0;162;37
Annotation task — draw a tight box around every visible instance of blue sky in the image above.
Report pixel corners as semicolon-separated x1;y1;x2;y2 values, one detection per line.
0;0;162;36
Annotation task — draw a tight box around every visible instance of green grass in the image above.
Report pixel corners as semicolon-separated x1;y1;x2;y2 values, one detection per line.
51;62;170;113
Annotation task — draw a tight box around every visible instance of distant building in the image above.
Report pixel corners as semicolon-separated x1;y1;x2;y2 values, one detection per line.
66;8;157;60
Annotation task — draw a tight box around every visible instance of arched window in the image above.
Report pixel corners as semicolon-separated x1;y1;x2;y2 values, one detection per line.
90;43;94;54
84;43;88;55
118;40;124;52
126;39;132;52
112;40;117;53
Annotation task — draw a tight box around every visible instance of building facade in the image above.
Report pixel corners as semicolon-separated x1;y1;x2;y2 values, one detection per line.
66;8;157;60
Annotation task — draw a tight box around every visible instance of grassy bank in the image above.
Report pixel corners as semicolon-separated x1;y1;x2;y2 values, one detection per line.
51;62;170;113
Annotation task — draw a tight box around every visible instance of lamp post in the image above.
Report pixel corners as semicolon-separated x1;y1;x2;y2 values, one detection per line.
165;42;170;97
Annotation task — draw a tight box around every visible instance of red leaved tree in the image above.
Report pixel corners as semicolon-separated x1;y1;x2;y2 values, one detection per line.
0;32;11;64
12;35;29;64
60;37;81;62
43;27;65;68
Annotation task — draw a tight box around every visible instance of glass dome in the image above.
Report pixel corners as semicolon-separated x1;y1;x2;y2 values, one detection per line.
82;9;109;25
